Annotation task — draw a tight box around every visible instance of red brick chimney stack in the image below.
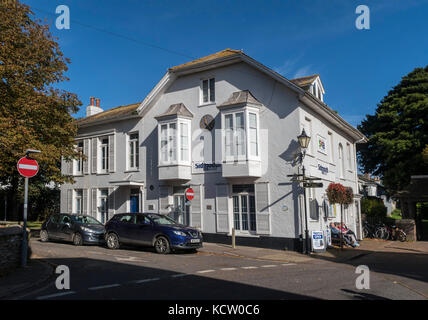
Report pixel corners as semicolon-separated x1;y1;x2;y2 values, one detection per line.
96;98;100;108
90;97;95;106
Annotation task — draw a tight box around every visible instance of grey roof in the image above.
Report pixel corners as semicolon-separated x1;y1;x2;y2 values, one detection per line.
76;103;140;127
218;90;263;109
155;103;193;120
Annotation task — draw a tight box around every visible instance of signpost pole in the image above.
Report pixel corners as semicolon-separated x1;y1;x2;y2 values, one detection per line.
21;177;29;267
302;166;310;255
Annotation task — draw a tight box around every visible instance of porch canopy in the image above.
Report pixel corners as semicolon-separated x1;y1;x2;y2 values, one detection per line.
109;179;144;187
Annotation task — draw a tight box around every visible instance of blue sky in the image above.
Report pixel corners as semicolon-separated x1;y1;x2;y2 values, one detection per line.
23;0;428;126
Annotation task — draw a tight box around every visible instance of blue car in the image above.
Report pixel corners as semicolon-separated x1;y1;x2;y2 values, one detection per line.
104;213;203;254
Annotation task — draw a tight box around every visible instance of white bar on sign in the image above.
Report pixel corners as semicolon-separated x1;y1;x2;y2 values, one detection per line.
18;164;38;170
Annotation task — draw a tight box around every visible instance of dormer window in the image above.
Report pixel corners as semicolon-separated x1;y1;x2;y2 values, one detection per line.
201;78;215;104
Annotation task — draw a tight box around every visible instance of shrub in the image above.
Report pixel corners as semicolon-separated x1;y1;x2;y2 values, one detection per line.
361;197;387;219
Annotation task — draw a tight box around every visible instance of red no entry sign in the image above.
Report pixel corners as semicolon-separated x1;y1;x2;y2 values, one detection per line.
17;157;39;178
185;188;194;201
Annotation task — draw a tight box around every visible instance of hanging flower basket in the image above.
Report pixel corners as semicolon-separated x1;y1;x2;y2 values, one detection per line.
326;183;346;204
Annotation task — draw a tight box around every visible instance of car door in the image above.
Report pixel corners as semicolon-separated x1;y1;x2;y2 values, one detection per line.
115;214;136;244
46;214;61;239
131;215;155;245
58;214;74;241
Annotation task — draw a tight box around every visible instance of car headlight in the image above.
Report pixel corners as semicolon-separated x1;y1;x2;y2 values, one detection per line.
81;227;93;233
173;230;187;237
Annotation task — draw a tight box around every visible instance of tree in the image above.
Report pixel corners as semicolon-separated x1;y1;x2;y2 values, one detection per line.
357;66;428;195
0;1;81;220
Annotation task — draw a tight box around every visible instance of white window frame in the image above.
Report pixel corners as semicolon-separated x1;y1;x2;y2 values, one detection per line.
221;107;260;162
127;132;139;171
200;78;215;105
98;189;109;223
339;143;345;178
99;137;109;173
74;189;83;214
158;118;191;166
74;140;84;176
346;143;352;171
328;132;334;163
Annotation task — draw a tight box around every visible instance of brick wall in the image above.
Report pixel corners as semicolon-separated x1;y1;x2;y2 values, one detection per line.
0;226;24;273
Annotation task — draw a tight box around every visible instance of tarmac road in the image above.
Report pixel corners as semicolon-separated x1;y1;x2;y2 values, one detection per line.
13;238;427;300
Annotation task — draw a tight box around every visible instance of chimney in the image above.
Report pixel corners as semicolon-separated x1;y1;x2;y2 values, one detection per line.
86;97;103;117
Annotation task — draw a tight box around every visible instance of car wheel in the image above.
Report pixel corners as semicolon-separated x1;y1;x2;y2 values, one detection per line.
106;233;120;250
73;233;83;246
154;236;170;254
40;230;49;242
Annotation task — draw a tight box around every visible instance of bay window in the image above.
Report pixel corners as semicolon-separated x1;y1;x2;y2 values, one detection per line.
222;109;260;161
158;119;191;166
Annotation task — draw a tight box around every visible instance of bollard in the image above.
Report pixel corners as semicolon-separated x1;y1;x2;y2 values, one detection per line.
232;228;236;249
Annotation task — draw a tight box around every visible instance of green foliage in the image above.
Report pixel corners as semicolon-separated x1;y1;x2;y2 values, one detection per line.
361;197;387;218
417;202;428;220
357;66;428;194
0;1;81;218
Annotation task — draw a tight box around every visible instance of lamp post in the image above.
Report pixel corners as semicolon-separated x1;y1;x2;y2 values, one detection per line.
297;129;311;254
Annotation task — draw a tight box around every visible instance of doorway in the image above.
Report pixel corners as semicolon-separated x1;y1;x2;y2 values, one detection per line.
232;194;256;234
130;188;140;213
172;195;190;226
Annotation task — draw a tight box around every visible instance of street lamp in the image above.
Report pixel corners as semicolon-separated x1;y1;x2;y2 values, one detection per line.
21;149;41;267
297;129;311;254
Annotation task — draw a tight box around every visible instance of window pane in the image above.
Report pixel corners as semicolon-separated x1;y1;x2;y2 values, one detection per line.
169;123;176;161
180;123;188;161
129;141;134;168
161;125;168;162
249;196;256;231
249;114;258;156
202;80;208;103
233;196;240;230
241;196;248;231
225;115;233;157
235;113;245;156
209;78;215;102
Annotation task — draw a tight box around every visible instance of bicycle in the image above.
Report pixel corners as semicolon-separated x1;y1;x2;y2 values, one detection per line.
390;225;407;242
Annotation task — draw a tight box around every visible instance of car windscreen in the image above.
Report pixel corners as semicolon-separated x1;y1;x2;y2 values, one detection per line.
72;215;102;225
147;214;177;225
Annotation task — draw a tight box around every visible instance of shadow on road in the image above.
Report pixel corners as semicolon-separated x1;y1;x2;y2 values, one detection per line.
311;247;428;286
18;257;319;300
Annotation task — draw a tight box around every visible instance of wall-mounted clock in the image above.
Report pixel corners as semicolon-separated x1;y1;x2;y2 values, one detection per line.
200;114;215;131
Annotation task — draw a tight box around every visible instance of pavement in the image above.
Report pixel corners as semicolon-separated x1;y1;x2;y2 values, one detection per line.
0;257;54;299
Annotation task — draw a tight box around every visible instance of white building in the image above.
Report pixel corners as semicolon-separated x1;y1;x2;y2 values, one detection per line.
61;49;366;251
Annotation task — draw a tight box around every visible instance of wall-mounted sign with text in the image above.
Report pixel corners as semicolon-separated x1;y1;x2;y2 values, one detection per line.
192;162;222;174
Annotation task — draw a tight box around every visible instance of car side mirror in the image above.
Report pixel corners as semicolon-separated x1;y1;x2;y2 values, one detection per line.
65;222;71;228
